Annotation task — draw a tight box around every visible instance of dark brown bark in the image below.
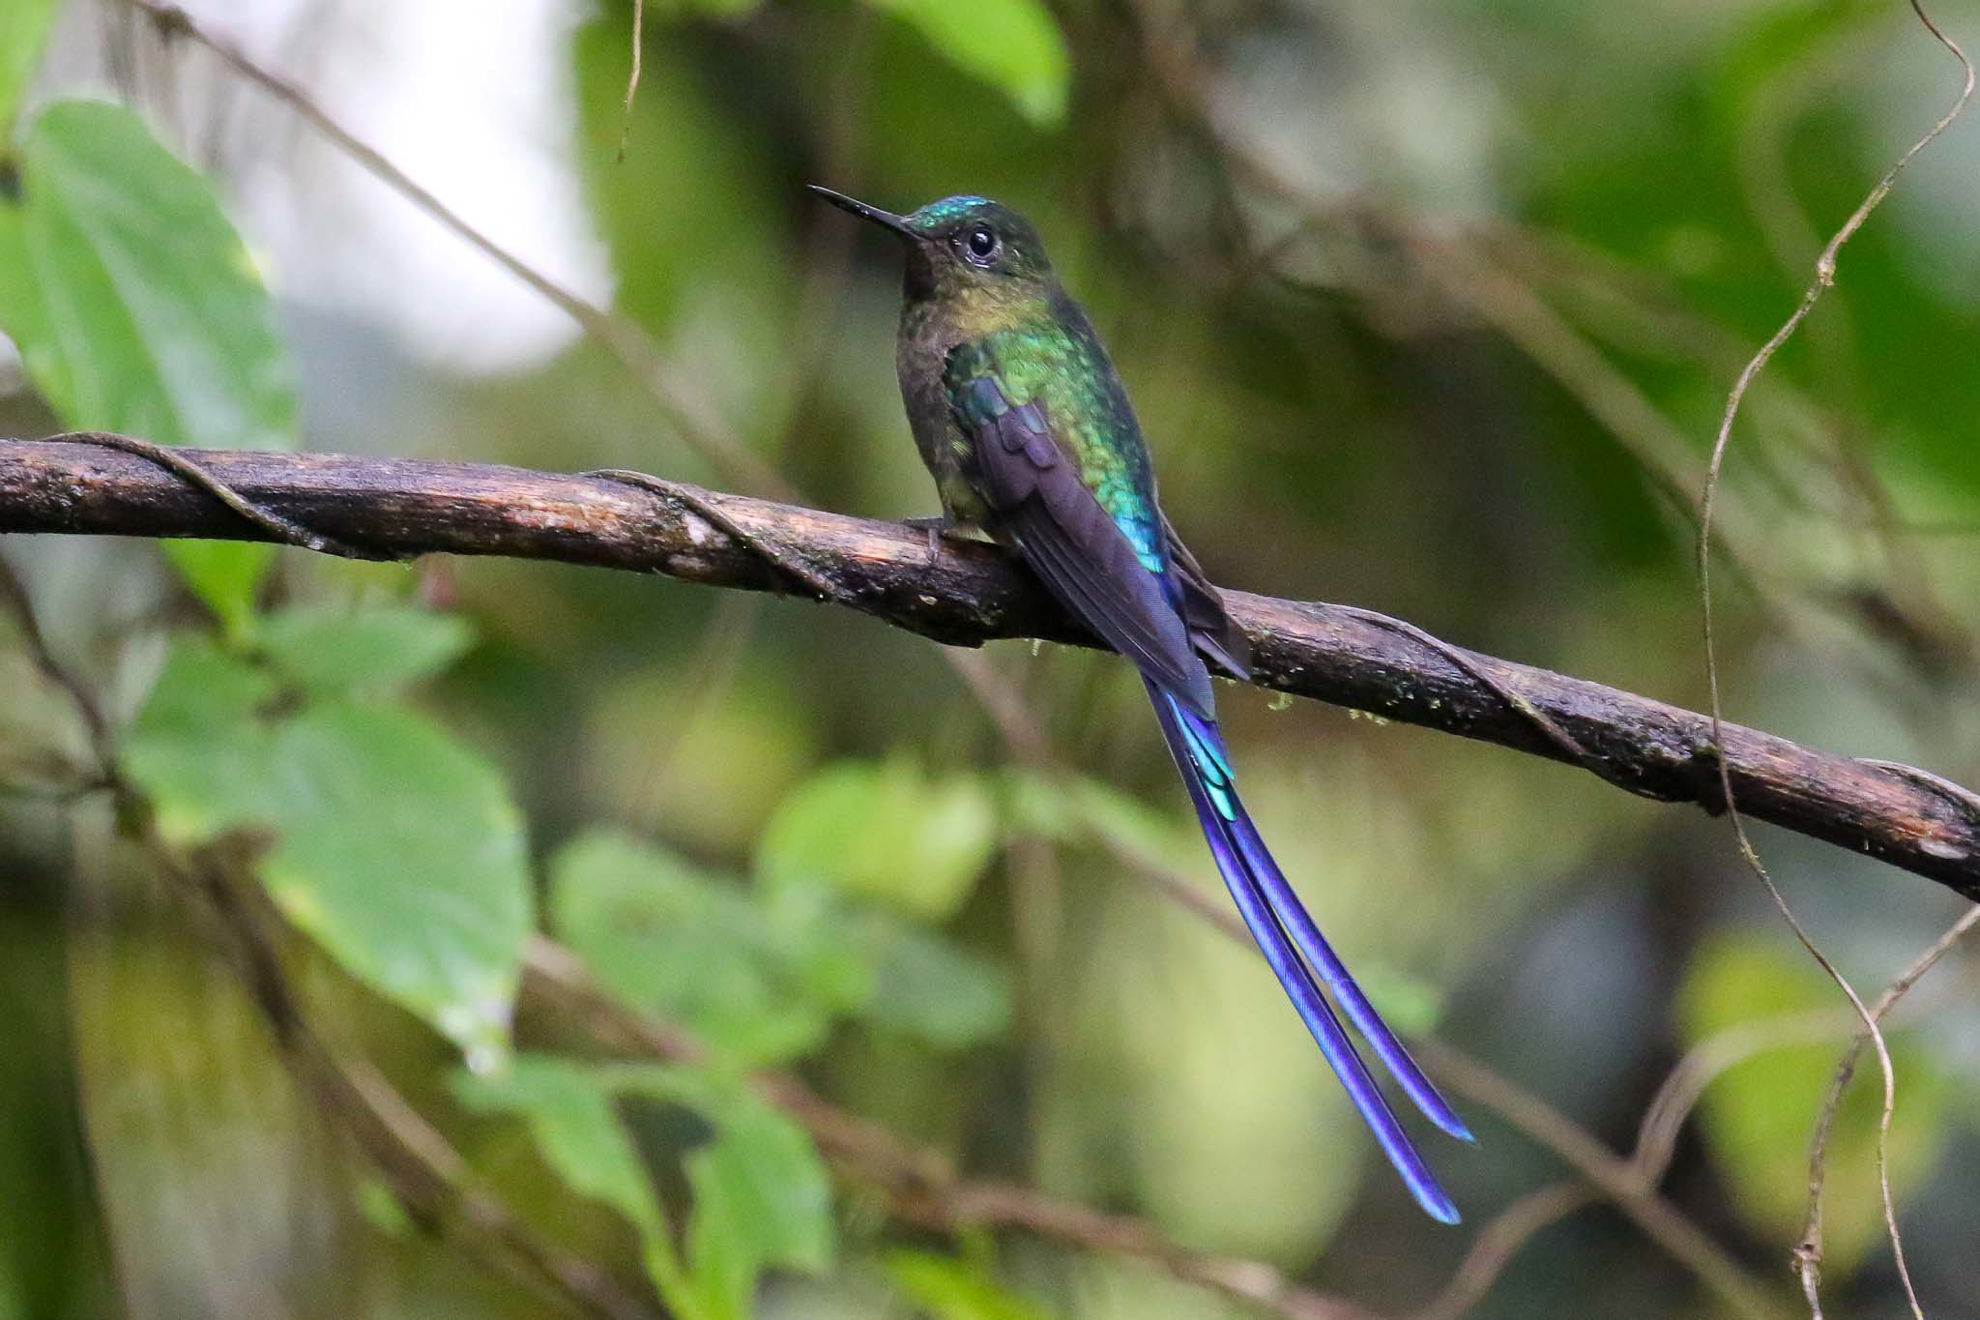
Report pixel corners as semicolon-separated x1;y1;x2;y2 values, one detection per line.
2;434;1974;897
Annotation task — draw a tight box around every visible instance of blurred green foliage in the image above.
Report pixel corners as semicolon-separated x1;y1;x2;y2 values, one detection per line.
2;1;1979;1319
861;0;1071;128
886;1249;1056;1320
0;100;295;634
757;759;998;920
1677;929;1954;1271
456;1058;836;1320
125;622;535;1065
0;0;59;136
553;825;1008;1064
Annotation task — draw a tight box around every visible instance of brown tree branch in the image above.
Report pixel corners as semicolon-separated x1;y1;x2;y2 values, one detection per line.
2;432;1975;896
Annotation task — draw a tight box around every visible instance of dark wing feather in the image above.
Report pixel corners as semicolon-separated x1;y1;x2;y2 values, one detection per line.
1161;512;1252;680
947;359;1214;715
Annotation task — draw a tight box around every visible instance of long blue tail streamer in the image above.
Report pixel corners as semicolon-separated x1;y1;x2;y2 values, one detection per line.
1147;681;1464;1224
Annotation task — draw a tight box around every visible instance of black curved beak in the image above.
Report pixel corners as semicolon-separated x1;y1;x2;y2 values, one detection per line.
807;185;916;240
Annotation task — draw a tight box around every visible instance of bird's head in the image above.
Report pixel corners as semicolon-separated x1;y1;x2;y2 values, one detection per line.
808;187;1057;310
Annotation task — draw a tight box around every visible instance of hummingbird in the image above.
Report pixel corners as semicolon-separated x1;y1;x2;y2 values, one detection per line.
810;187;1472;1222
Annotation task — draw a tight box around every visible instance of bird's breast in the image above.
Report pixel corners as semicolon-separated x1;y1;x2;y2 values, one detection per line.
896;303;989;526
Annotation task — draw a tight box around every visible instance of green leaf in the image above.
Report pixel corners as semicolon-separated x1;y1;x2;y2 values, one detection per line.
1677;931;1951;1272
0;0;59;137
683;1102;834;1319
620;1066;835;1317
457;1059;834;1319
260;703;532;1067
124;641;532;1063
256;602;475;698
756;760;997;921
886;1250;1054;1320
452;1057;664;1239
552;830;851;1065
854;913;1010;1049
858;0;1069;128
123;637;281;845
554;828;1004;1058
0;100;297;634
757;879;876;1019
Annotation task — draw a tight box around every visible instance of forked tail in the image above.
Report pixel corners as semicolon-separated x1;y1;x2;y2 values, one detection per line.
1146;679;1470;1224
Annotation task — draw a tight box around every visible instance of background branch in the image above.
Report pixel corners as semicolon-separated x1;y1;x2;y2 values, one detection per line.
3;433;1974;895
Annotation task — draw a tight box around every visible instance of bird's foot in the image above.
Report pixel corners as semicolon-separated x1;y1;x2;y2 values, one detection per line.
900;515;975;567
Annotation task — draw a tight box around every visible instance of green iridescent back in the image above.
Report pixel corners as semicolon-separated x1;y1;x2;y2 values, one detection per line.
949;299;1165;575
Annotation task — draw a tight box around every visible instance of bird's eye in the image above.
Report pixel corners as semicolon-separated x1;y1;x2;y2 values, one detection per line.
960;223;1001;266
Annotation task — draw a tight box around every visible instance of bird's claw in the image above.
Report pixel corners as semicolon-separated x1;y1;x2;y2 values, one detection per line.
901;515;956;567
